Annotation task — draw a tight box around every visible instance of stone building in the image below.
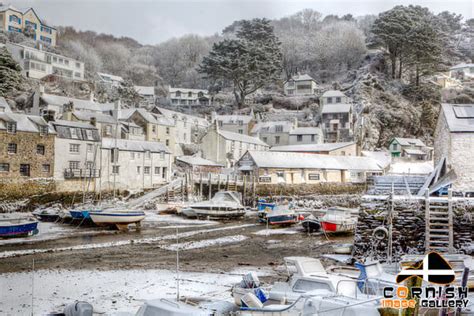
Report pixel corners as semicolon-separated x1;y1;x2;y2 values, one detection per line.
288;127;323;145
211;112;254;135
50;120;101;192
0;111;55;181
388;137;432;160
250;120;294;147
236;150;382;184
321;103;353;143
200;123;269;167
319;90;351;106
434;103;474;191
176;155;224;174
270;142;357;156
167;87;209;107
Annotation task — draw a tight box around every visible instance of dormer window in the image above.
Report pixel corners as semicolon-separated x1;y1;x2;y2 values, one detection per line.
39;126;48;136
188;92;192;97
327;97;333;104
175;91;181;97
198;92;204;98
275;125;283;132
6;122;16;134
70;128;78;138
336;97;341;103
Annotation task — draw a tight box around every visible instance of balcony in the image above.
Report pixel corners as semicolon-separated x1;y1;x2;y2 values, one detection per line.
64;168;101;179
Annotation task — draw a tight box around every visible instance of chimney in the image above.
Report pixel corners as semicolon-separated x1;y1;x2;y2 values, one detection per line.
293;117;298;128
90;117;97;127
89;91;94;102
212;118;219;132
113;99;121;120
39;84;45;95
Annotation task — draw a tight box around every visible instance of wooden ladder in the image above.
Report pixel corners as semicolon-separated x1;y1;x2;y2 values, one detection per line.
425;191;454;253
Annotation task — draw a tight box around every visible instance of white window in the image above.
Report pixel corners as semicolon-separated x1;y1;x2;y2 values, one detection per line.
112;166;120;174
6;122;16;134
105;125;112;136
136;166;141;174
69;144;80;153
69;161;80;169
70;128;78;139
7;143;17;154
144;166;150;174
130;152;135;160
145;151;151;159
160;152;165;160
86;130;93;140
87;144;93;153
154;167;160;174
42;164;50;173
39;126;48;136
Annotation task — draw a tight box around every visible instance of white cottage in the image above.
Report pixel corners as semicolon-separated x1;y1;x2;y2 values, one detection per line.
284;74;317;96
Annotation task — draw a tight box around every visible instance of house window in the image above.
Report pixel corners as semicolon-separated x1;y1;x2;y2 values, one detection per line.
69;161;80;169
87;144;94;153
188;92;192;97
262;137;268;143
162;167;167;178
105;125;112;135
392;143;398;150
6;122;16;134
130;152;135;159
152;125;156;133
218;121;223;127
0;163;10;172
69;144;80;153
308;173;320;180
238;129;243;134
42;164;50;173
311;135;315;142
275;136;280;144
7;143;17;154
297;135;303;142
37;144;45;155
144;166;150;174
166;127;170;134
39;126;48;136
86;130;93;140
137;166;141;174
275;125;283;132
160;152;165;160
20;164;30;177
70;128;78;139
336;97;341;103
238;120;243;126
155;167;160;174
166;139;169;146
175;91;181;97
111;148;119;163
145;151;151;159
327;97;333;104
112;166;120;174
76;62;81;68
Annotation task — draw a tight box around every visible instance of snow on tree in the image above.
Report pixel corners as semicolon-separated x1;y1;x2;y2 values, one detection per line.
199;18;282;107
0;48;25;96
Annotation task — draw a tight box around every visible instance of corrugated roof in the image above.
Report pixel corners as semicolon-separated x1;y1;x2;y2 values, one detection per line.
41;93;115;112
177;155;223;167
73;111;117;124
441;103;474;133
0;113;55;133
321;103;352;114
321;90;346;98
392;137;426;147
271;142;355;152
215;114;253;124
244;151;382;171
134;86;155;96
218;130;269;146
168;87;208;94
289;127;321;135
101;138;171;153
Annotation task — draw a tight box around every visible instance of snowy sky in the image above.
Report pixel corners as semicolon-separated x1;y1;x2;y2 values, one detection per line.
12;0;474;45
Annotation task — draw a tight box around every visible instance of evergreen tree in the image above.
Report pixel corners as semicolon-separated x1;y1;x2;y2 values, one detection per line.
199;18;282;107
0;48;24;96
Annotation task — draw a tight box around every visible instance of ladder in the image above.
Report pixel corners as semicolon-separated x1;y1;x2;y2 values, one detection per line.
425;191;454;253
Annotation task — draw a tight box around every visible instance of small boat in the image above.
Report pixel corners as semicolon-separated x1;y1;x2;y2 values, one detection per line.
135;298;212;316
332;243;353;254
259;206;299;226
301;214;320;233
89;210;145;230
320;207;357;233
69;208;101;220
0;219;39;238
183;191;246;219
32;208;61;222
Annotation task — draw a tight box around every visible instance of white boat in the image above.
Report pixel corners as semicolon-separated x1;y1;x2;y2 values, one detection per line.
89;210;145;230
320;207;357;233
183;191;246;219
135;298;212;316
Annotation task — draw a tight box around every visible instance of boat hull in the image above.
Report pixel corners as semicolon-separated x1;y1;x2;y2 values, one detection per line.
321;221;356;233
191;208;246;219
0;221;38;238
302;220;321;233
266;215;298;226
89;212;145;225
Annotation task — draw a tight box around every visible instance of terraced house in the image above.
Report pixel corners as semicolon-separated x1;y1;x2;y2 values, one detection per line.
0;4;57;46
0;108;55;181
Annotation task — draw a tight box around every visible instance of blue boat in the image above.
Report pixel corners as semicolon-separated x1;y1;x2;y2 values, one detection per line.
0;219;39;238
69;209;101;220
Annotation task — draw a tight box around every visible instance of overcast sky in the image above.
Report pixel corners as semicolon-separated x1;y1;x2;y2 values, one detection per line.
12;0;474;45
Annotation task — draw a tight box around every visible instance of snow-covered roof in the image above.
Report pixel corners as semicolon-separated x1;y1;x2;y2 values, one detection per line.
52;119;97;130
321;103;351;114
0;4;22;12
215;115;253;124
289;127;321;135
72;111;117;124
0;112;55;133
218;130;269;147
288;74;315;82
101;138;171;153
0;97;11;112
271;142;355;153
41;93;115;112
177;156;223;167
119;108;164;125
449;63;474;71
392;137;426;147
440;103;474;133
169;87;208;94
97;72;124;83
134;86;155;96
403;148;426;155
153;107;209;127
389;161;433;175
321;90;346;98
361;151;392;169
242;151;382;171
251;121;293;134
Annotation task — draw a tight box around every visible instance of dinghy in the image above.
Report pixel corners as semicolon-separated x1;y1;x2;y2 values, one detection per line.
320;207;357;233
184;191;246;219
32;208;61;222
0;219;39;238
89;210;145;230
301;214;320;233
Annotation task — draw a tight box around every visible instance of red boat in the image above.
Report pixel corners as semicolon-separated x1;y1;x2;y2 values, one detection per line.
320;208;356;233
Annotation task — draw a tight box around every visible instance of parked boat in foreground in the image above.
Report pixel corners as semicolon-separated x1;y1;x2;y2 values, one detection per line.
0;219;39;238
320;207;357;233
182;191;246;219
89;210;145;230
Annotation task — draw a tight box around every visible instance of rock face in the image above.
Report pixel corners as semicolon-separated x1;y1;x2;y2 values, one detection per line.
354;197;474;261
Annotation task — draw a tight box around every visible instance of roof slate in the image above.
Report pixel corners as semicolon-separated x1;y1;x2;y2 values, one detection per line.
218;130;269;146
177;155;223;167
270;142;355;152
321;103;352;114
41;93;115;112
441;103;474;132
101;138;171;153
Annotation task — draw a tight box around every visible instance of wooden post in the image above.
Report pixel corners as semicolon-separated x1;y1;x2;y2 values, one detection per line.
448;188;454;254
226;175;230;191
208;172;212;200
199;173;203;198
217;174;221;191
425;190;430;252
252;173;256;208
242;175;247;205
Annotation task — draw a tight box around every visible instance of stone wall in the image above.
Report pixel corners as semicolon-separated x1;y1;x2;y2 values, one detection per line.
353;197;474;261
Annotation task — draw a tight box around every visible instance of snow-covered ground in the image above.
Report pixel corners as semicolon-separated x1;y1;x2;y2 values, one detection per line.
389;160;434;175
253;227;300;236
0;268;274;315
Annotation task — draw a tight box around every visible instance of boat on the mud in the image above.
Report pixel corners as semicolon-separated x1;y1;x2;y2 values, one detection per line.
0;218;39;238
89;210;145;230
182;191;246;219
258;200;300;226
320;207;357;233
32;208;61;222
300;214;320;233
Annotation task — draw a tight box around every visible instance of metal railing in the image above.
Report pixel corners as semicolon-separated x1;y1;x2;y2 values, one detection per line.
64;168;100;179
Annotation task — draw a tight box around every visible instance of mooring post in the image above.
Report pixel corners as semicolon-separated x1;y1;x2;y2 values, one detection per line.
243;175;247;204
226;174;230;190
208;172;212;200
425;190;430;252
448;188;454;254
199;172;203;198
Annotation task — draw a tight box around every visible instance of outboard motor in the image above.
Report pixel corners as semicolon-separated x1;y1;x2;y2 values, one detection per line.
64;301;93;316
